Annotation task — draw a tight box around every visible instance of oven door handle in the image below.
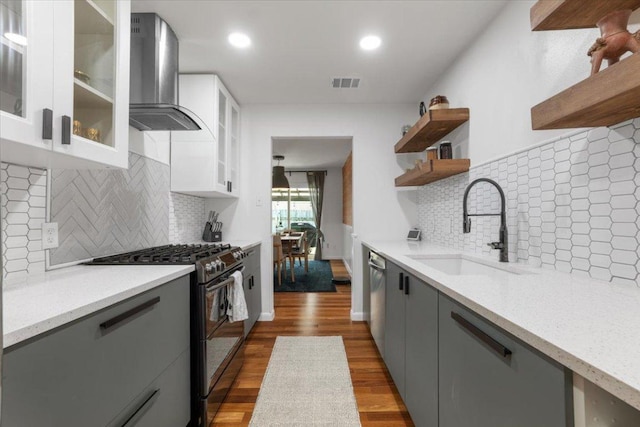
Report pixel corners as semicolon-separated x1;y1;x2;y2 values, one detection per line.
205;266;245;291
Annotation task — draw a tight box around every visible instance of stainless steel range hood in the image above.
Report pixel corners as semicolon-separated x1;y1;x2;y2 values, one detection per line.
129;13;200;131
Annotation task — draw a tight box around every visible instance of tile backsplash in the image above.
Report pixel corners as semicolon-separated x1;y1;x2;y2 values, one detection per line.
0;163;46;281
169;192;207;243
418;119;640;287
49;153;171;265
1;152;206;281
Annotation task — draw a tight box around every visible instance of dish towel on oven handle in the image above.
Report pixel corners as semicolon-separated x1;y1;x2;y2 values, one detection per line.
227;270;248;322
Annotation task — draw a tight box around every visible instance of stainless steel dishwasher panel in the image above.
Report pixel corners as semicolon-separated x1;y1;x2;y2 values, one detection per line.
368;251;386;357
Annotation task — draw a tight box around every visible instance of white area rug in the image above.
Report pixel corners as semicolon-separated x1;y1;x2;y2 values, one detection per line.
249;336;361;426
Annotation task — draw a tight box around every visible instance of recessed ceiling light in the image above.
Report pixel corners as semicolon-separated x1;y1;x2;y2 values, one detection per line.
4;32;27;46
359;35;381;51
228;32;251;49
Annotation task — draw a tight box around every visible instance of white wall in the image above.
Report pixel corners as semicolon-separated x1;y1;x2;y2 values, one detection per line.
208;103;416;320
343;224;353;274
421;1;640;166
319;167;344;260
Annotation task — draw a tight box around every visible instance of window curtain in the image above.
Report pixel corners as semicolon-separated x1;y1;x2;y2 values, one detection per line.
307;171;325;261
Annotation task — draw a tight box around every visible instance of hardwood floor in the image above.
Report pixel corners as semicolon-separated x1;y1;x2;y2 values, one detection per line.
212;260;414;426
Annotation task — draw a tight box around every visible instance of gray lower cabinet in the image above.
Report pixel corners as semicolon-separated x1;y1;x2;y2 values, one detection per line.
107;348;190;427
438;294;572;427
2;275;191;427
384;262;438;427
243;245;262;337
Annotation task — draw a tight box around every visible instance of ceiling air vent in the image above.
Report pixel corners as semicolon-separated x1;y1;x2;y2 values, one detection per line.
331;77;360;89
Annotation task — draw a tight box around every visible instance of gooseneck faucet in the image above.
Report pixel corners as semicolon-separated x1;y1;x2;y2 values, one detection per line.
463;178;509;262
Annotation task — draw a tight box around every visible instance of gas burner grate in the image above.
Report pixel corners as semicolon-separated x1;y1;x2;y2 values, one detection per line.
86;244;232;265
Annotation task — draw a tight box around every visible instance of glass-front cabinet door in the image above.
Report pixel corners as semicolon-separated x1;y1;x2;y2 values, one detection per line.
51;0;129;169
216;85;228;192
229;100;239;195
0;0;54;164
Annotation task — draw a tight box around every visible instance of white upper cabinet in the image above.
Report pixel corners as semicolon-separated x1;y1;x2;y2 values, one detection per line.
0;0;130;169
171;74;240;198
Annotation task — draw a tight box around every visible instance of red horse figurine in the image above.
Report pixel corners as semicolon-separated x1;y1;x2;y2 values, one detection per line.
588;9;640;75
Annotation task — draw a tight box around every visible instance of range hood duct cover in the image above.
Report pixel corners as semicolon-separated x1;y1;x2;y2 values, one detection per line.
129;13;200;131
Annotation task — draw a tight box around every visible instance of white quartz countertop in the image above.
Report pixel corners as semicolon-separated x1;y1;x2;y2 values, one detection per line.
2;240;261;349
3;264;194;348
362;240;640;411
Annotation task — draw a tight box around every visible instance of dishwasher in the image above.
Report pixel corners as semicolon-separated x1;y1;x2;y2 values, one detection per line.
368;251;386;357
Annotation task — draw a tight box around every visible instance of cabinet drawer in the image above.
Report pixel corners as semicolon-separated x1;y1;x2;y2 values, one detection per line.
107;348;191;427
2;275;190;427
438;294;572;427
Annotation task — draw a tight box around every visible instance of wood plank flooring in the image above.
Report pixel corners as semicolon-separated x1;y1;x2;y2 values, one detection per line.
212;260;414;426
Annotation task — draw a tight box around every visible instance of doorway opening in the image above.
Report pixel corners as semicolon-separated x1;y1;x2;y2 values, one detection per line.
271;137;353;296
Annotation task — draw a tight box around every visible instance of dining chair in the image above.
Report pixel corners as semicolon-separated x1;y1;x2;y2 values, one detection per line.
291;231;310;273
288;231;303;250
273;235;285;286
280;238;296;282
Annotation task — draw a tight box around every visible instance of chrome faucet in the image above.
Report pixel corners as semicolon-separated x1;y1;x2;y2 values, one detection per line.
463;178;509;262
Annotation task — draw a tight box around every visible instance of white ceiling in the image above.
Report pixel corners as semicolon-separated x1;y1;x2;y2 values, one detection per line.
273;137;352;169
131;0;507;105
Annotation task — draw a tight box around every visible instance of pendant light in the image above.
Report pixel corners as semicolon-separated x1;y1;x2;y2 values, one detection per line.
272;155;290;189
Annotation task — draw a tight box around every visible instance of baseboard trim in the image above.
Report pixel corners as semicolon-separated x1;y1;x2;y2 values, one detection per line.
342;258;352;275
259;311;275;321
321;255;343;260
350;311;365;321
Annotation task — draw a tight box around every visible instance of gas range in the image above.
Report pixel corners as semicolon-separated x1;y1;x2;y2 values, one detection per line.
87;242;249;426
87;243;248;283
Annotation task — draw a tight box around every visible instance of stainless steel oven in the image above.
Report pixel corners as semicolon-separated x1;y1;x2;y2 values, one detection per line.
196;266;244;426
193;258;246;427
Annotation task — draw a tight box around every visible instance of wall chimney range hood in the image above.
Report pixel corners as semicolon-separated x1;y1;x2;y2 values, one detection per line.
129;13;200;131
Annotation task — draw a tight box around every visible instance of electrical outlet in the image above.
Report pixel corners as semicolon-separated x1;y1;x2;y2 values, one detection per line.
256;197;263;207
42;222;59;249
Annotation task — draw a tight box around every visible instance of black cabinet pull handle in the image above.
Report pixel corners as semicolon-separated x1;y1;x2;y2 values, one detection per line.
42;109;53;139
451;311;512;358
404;276;410;295
120;389;159;427
61;115;71;144
229;181;232;192
100;297;160;331
249;276;253;289
399;272;404;291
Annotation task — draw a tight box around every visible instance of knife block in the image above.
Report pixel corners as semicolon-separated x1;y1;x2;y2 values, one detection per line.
203;230;222;242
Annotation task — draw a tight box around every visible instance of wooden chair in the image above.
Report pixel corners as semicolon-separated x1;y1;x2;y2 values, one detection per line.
273;235;295;284
291;231;310;273
273;235;285;286
288;231;303;250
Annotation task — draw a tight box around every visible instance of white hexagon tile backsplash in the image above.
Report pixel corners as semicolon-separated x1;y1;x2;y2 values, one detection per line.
418;118;640;287
1;163;47;282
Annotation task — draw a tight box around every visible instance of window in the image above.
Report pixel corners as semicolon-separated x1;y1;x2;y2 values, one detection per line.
272;188;315;233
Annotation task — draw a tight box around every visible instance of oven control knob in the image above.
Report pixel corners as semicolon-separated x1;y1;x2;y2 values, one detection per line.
220;261;226;269
215;260;223;271
205;263;213;273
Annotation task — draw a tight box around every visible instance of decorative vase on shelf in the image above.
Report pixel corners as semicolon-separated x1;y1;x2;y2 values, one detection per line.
429;95;450;110
587;9;640;76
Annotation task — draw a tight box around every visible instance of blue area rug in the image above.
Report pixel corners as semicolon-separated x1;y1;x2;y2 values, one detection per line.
274;260;337;292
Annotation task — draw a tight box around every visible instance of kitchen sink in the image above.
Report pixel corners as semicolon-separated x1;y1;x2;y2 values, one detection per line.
407;255;530;276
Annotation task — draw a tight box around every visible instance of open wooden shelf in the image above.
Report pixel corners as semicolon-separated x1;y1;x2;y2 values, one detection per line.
395;159;470;187
531;53;640;129
394;108;469;153
531;0;640;31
